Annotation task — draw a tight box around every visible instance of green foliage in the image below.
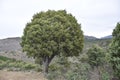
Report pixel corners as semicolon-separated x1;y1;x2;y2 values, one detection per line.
0;56;41;71
66;62;90;80
0;56;15;61
21;10;84;73
86;45;106;67
47;56;90;80
110;22;120;79
21;10;83;57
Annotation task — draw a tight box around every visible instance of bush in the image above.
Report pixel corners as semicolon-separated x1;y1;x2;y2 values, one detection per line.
0;56;41;71
22;63;36;70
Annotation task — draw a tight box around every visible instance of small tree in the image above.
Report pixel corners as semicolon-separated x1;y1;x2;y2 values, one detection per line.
110;22;120;79
87;45;105;67
21;10;84;74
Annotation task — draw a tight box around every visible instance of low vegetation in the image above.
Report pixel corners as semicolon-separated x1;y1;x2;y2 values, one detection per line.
0;56;42;71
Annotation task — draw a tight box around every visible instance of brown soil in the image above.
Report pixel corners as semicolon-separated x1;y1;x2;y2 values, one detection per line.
0;70;47;80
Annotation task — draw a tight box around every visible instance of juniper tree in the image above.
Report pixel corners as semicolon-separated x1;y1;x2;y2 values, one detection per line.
21;10;84;74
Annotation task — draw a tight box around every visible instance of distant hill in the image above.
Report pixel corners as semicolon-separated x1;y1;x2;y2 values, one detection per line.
0;36;112;52
84;35;98;40
0;37;33;62
101;35;112;39
0;35;112;62
0;37;21;52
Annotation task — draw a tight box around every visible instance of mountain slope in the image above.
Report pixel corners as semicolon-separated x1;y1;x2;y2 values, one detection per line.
0;37;21;52
84;35;98;40
0;37;33;62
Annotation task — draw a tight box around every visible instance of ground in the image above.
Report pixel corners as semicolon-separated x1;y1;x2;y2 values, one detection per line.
0;70;47;80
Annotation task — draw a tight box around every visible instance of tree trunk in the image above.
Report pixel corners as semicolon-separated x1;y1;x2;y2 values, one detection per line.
43;57;49;76
42;54;55;76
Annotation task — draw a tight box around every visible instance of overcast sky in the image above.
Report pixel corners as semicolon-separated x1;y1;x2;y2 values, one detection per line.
0;0;120;39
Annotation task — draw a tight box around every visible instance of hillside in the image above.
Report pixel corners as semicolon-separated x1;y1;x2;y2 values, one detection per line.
84;35;98;40
0;37;21;52
0;36;112;62
0;37;33;62
0;36;111;52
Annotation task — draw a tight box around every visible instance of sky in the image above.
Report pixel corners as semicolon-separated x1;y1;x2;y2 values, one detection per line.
0;0;120;39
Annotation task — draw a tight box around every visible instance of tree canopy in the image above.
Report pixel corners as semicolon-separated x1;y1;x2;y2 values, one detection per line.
110;22;120;79
21;10;84;73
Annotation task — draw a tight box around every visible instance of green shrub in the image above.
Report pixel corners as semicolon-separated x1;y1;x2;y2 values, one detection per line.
0;56;41;71
0;61;7;69
22;63;36;70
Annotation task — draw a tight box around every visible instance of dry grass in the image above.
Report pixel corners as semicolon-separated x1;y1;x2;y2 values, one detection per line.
0;70;47;80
